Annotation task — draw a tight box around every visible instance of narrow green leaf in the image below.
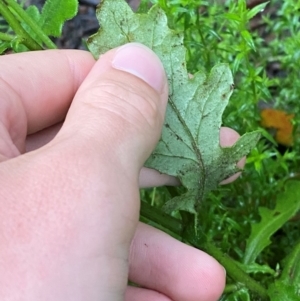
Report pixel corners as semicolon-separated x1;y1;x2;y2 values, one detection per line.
0;41;10;54
226;288;250;301
232;52;244;74
247;2;269;20
39;0;78;37
0;31;14;41
224;13;241;22
21;5;41;44
3;0;56;49
243;181;300;264
241;30;256;51
237;262;275;275
0;0;41;50
87;0;260;214
280;241;300;287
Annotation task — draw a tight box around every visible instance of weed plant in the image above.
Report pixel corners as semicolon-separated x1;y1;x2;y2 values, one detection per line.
141;0;300;299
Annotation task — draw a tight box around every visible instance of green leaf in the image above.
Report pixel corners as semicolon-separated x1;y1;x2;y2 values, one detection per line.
87;0;260;214
243;181;300;264
226;288;250;301
224;12;241;22
136;0;150;13
26;5;41;22
0;41;10;54
281;241;300;286
269;259;300;301
237;262;275;275
39;0;78;37
247;2;269;20
22;5;41;44
268;283;300;301
241;30;256;51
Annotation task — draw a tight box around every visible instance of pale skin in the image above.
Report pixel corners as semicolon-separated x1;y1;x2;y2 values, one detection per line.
0;43;244;301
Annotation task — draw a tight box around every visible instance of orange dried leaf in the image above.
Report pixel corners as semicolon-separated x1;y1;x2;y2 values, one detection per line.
260;108;294;146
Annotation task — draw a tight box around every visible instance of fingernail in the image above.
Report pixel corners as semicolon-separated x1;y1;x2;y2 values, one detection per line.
112;43;165;93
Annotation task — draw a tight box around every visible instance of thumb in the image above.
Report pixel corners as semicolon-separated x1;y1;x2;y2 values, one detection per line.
32;43;168;298
0;44;168;300
56;42;168;172
50;41;168;243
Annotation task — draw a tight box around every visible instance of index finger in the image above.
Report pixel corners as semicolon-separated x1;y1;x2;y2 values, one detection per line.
0;50;95;153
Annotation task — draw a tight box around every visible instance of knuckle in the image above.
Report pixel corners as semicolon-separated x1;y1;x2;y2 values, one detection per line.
83;78;161;131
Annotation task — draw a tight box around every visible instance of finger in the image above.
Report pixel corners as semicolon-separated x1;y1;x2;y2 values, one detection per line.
54;43;168;170
25;126;243;187
25;123;63;152
0;43;168;299
0;50;95;158
219;127;246;184
139;167;180;187
139;127;245;187
125;286;173;301
129;223;225;301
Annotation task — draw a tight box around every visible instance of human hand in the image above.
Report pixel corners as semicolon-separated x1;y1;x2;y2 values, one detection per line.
0;43;239;300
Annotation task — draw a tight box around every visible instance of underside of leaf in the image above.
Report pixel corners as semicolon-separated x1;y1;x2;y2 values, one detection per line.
87;0;260;213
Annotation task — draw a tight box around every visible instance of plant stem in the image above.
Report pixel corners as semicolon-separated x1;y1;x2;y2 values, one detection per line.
140;201;182;237
140;201;269;299
4;0;56;49
203;241;270;300
0;31;14;41
0;0;41;50
223;283;240;294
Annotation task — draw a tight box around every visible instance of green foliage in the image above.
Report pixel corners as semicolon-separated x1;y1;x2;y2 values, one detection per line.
87;0;259;216
38;0;78;37
244;181;300;264
146;64;259;215
134;0;300;299
0;0;78;52
151;0;300;299
268;241;300;300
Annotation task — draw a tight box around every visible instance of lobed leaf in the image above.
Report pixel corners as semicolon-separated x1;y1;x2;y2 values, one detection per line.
87;0;260;214
39;0;78;37
243;180;300;264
